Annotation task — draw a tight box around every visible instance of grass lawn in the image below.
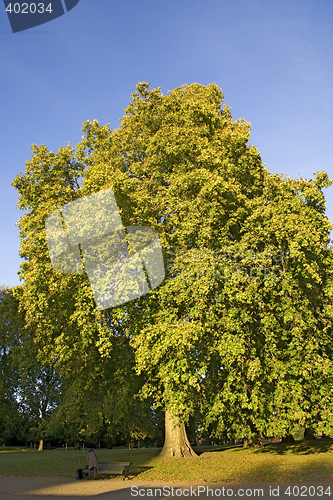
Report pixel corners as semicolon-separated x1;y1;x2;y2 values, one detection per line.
0;440;332;483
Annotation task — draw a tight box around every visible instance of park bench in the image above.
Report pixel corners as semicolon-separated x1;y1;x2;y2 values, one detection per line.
82;461;131;480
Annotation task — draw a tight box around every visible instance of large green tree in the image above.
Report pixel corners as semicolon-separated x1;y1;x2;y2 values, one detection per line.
69;81;264;456
12;82;333;456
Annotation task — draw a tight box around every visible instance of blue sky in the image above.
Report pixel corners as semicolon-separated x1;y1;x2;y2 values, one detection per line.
1;0;332;287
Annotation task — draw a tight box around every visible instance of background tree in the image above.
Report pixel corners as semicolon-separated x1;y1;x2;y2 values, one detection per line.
0;285;62;449
0;286;24;444
15;351;61;451
47;334;161;449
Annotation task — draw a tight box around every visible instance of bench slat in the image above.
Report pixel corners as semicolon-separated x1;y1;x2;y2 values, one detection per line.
81;461;131;480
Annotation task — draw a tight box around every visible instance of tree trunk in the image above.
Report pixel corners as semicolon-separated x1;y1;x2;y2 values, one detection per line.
159;410;198;458
38;436;43;451
243;435;263;448
38;411;46;451
304;427;315;440
281;434;295;443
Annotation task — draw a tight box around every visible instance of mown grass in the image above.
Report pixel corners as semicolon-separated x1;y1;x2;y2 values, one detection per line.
0;440;332;482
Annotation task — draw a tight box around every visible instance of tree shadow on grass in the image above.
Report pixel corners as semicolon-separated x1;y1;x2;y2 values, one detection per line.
197;439;333;457
257;438;333;456
194;440;333;483
194;444;244;457
233;454;333;483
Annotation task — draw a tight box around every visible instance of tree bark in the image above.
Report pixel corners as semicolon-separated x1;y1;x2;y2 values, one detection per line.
38;410;46;451
281;434;295;443
304;427;315;440
38;431;43;452
159;410;198;458
243;435;263;448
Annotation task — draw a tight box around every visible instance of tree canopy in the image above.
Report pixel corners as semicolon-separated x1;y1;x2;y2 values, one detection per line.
11;82;333;453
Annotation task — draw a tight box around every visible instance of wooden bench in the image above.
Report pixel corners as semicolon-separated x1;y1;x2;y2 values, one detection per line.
82;461;131;480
